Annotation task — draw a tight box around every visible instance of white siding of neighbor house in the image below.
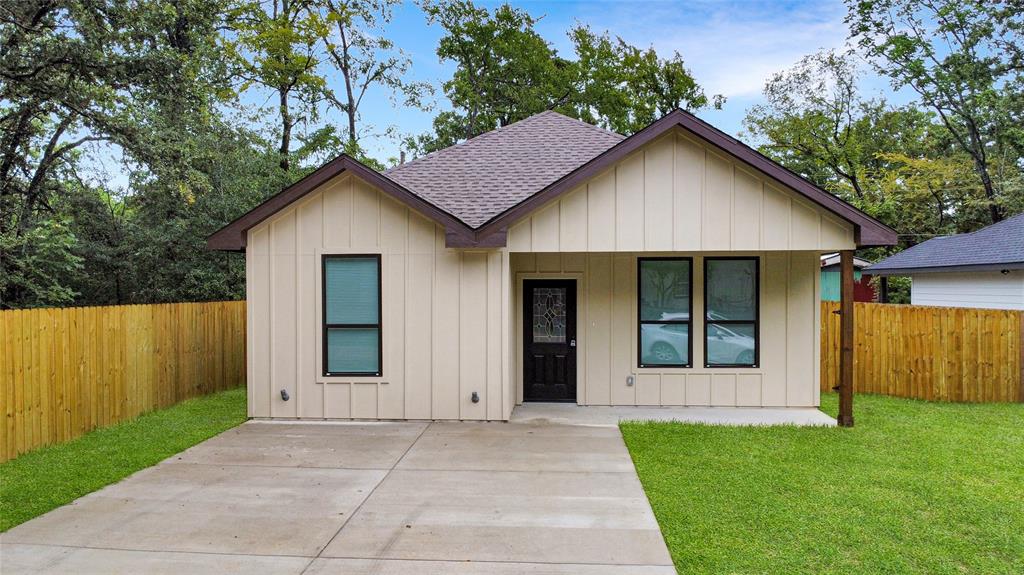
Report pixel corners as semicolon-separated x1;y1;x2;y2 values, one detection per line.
246;129;854;421
911;271;1024;310
512;252;822;408
507;130;856;253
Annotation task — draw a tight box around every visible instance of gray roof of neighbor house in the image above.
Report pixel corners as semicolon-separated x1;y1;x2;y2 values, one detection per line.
207;109;897;250
866;212;1024;275
385;111;624;228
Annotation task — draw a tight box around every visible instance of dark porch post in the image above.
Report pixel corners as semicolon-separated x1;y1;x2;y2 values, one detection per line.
838;249;855;427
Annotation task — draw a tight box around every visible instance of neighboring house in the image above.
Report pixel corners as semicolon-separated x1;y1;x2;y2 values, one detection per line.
866;213;1024;310
209;109;895;421
820;252;876;302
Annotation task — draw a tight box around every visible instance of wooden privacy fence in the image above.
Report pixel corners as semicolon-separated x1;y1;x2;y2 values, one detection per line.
1;301;246;462
821;302;1023;403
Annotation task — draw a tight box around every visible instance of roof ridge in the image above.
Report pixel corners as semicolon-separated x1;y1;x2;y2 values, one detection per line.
387;111;588;174
541;109;625;140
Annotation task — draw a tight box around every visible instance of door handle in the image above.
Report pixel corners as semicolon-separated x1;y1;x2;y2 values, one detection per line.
569;339;576;347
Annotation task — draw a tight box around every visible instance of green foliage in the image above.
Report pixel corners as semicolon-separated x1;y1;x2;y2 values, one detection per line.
622;393;1024;574
224;0;327;170
0;388;247;532
313;0;433;146
411;0;720;153
743;46;1023;262
847;0;1024;225
568;25;722;134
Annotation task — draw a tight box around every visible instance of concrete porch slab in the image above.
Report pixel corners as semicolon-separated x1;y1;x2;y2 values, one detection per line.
511;402;837;427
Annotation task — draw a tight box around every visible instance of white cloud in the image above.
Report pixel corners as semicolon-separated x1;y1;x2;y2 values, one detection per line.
574;0;850;99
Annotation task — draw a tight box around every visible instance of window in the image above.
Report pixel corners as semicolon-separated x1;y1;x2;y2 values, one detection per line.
638;258;692;367
322;255;382;376
704;257;758;367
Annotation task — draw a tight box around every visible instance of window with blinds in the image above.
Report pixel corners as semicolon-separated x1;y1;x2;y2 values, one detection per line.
322;255;382;376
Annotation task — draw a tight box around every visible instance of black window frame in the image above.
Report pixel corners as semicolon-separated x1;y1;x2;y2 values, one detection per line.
637;257;693;369
703;256;759;368
321;254;383;377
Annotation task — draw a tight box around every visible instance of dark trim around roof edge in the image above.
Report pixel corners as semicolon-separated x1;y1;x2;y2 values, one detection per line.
207;154;475;251
867;262;1024;276
471;109;898;248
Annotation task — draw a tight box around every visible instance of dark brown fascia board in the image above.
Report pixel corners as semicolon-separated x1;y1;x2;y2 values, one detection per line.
446;228;507;248
207;154;476;251
470;109;898;248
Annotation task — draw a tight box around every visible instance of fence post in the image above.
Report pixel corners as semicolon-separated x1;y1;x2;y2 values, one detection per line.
1019;313;1024;403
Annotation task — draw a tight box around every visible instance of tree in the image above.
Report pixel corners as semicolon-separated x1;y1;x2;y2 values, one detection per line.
412;0;719;154
0;0;230;308
569;25;722;134
847;0;1024;224
312;0;431;151
225;0;326;171
416;0;572;152
743;50;934;201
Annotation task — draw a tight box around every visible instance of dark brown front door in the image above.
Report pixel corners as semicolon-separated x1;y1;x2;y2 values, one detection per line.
523;279;577;402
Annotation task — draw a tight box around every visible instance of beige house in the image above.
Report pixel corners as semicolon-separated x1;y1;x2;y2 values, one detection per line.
209;110;895;421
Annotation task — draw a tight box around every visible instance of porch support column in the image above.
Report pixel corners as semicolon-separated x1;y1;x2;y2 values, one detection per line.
838;249;855;427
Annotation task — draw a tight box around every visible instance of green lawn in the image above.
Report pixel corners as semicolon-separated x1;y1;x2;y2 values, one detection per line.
621;394;1024;575
0;387;246;532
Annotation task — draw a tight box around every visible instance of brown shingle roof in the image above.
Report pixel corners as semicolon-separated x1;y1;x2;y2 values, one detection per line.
385;111;624;228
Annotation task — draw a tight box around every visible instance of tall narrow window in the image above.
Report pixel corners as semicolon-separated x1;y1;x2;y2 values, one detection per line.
638;258;692;367
704;258;758;367
322;255;382;376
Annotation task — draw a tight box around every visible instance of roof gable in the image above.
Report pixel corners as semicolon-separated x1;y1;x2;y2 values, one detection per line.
506;130;858;252
207;155;475;251
471;109;896;247
384;111;623;227
209;109;896;251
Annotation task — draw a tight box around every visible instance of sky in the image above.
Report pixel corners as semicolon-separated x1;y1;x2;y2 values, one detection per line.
95;0;913;188
338;0;910;164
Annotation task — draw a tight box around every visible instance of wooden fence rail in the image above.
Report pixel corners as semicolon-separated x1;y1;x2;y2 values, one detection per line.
1;301;246;462
821;301;1023;403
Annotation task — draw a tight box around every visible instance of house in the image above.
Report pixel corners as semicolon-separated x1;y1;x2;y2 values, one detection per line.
820;252;876;302
866;213;1024;310
209;109;896;421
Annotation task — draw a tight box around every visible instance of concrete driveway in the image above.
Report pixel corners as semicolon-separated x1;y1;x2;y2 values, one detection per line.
1;419;674;574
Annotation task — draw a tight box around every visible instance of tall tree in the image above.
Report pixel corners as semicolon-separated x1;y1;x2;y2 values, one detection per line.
569;25;722;135
413;0;718;154
743;50;933;201
847;0;1024;224
0;0;229;308
226;0;325;171
312;0;431;151
417;0;571;151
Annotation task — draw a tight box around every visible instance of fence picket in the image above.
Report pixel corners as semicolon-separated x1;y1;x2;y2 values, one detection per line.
0;301;246;462
821;302;1022;403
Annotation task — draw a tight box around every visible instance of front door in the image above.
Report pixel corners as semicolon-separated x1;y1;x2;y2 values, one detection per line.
523;279;577;402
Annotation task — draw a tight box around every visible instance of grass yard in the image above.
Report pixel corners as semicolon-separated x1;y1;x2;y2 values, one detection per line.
621;394;1024;575
0;387;246;532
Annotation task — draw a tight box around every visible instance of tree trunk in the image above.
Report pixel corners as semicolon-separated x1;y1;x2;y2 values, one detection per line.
974;160;1003;224
278;86;291;171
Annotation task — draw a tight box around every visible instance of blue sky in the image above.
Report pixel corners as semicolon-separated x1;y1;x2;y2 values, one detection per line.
333;0;909;164
95;0;913;188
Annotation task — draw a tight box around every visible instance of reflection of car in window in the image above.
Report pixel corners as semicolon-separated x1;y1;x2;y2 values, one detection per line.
706;324;755;365
640;323;688;364
639;311;756;366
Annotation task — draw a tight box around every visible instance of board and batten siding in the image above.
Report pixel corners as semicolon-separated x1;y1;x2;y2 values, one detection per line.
508;130;855;253
512;252;822;407
911;271;1024;310
246;173;513;421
